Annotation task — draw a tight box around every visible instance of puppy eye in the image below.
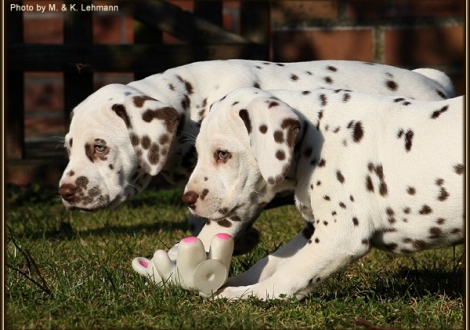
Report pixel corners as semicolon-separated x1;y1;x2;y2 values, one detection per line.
215;149;231;163
95;145;107;153
218;150;229;159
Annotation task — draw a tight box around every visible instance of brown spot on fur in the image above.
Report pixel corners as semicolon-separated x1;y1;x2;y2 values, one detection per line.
85;143;94;163
229;215;241;222
112;104;131;128
239;109;251;133
386;80;398;91
431;105;449;119
269;101;279;108
429;227;442;238
274;130;284;143
419;205;432;215
142;107;179;133
276;150;286;160
320;94;327;106
454;164;464;174
352;121;364;143
405;130;414;151
366;176;374;192
327;65;337;72
437;187;449;201
281;118;300;148
407;187;416;195
200;189;209;200
336;170;345;184
75;176;88;187
133;95;155;107
148;143;160;165
141;136;151;150
218;219;232;228
159;134;170;145
302;222;314;240
130;133;139;146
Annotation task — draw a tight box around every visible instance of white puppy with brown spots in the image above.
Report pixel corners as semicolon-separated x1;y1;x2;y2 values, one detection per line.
183;87;464;300
58;59;455;256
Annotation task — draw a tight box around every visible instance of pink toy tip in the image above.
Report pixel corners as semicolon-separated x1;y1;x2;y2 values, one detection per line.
216;233;232;240
139;260;149;268
181;236;198;244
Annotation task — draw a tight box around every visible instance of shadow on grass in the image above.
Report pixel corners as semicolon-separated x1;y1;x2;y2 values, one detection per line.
6;184;190;241
18;217;189;242
318;267;464;303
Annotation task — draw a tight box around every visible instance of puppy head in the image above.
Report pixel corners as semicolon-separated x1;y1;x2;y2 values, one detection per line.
58;84;180;211
183;87;300;220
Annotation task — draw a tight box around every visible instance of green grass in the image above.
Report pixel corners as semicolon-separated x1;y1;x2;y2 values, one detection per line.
5;185;464;329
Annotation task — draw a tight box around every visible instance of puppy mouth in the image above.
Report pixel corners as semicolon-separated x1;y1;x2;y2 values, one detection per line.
210;203;246;221
63;196;120;212
67;205;109;212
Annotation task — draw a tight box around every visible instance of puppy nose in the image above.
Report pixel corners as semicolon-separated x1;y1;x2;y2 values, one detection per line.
182;191;199;209
59;183;77;202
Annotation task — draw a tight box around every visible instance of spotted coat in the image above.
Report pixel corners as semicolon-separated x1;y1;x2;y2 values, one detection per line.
58;59;455;252
183;87;464;300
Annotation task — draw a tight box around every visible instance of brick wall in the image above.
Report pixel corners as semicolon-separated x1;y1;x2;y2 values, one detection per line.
270;1;465;92
16;0;465;142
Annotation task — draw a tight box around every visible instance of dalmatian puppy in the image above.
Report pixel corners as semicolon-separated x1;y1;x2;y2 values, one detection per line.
183;87;464;300
58;59;455;254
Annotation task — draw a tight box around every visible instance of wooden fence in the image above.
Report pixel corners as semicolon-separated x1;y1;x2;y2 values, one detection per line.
5;0;270;185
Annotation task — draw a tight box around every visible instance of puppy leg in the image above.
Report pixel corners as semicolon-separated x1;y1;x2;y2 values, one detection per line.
195;217;258;255
225;229;309;287
218;223;371;300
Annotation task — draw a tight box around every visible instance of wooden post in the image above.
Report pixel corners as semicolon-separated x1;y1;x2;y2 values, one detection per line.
63;1;94;125
240;1;270;60
6;1;25;160
194;2;222;27
134;6;163;80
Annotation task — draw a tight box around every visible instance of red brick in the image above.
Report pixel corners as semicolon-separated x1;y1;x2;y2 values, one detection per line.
273;29;374;62
162;33;185;44
272;1;338;21
24;17;63;43
223;11;238;33
169;1;194;11
94;73;134;89
384;26;464;66
25;116;66;139
24;72;63;112
224;1;239;10
93;14;124;44
124;15;134;43
344;0;465;18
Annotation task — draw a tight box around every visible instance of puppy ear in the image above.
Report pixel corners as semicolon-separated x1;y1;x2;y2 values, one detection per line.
112;94;181;176
239;96;300;185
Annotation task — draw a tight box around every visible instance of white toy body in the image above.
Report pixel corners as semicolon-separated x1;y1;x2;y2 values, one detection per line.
132;233;234;295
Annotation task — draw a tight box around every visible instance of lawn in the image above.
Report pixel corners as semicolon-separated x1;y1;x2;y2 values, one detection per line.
5;185;464;329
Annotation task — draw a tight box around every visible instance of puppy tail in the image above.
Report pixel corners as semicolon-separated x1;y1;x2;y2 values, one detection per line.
413;68;455;98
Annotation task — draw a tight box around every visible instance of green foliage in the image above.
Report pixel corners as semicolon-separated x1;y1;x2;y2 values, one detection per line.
5;186;464;329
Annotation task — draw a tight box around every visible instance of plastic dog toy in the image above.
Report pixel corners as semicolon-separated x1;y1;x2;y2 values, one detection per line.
132;233;234;295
